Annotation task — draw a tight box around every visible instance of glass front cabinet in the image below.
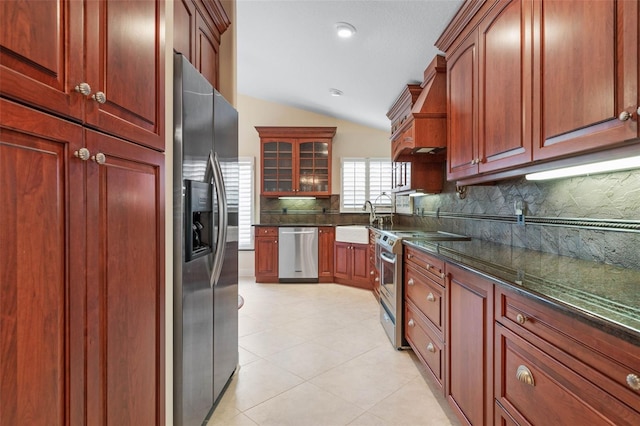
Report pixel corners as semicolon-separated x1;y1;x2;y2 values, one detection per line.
256;127;336;197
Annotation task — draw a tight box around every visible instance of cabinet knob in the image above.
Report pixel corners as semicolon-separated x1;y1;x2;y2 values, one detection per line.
91;152;106;165
74;147;90;161
426;292;435;302
619;111;632;121
264;229;268;233
407;254;414;259
426;343;435;353
516;313;527;325
426;263;432;269
370;270;374;275
627;373;640;391
74;82;92;96
375;277;379;282
516;365;535;386
408;278;415;286
440;272;446;280
92;91;107;104
274;240;277;244
408;319;415;327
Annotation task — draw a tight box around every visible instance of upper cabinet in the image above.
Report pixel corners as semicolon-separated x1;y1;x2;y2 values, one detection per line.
256;126;336;197
173;0;231;90
437;0;639;184
532;0;638;160
443;0;533;181
388;55;448;161
0;0;166;151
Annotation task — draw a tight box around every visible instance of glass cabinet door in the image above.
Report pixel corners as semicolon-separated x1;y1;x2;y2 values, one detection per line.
262;141;293;193
298;141;329;193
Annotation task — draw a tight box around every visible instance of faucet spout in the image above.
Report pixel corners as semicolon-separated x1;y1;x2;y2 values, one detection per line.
363;201;376;225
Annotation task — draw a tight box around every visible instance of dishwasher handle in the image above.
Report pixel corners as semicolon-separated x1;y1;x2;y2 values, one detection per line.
280;230;316;235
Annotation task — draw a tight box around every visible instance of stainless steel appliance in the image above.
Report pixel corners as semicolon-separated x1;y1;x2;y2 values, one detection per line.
376;230;471;349
173;53;239;426
376;232;406;349
278;227;318;282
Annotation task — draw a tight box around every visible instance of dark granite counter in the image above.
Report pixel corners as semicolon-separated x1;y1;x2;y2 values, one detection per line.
403;238;640;346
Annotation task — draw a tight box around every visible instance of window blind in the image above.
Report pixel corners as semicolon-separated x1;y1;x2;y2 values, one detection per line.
341;158;392;212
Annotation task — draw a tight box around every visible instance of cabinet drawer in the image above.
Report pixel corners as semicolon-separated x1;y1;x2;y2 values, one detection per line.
496;324;640;425
495;287;640;412
405;263;444;333
405;301;444;389
256;226;278;236
404;245;445;284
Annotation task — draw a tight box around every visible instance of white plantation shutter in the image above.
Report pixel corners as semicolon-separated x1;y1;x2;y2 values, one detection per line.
341;158;392;212
237;157;254;250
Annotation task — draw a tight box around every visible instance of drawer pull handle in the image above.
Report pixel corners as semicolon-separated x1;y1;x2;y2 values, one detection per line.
426;263;431;269
426;343;435;353
408;278;415;286
408;254;414;259
408;319;415;327
627;373;640;391
516;365;535;386
516;313;527;325
427;292;436;302
440;272;446;279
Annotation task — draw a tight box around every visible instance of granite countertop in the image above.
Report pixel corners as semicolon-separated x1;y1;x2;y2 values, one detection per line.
403;238;640;346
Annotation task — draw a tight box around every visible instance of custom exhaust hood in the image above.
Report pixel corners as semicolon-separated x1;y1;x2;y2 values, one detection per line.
387;55;447;161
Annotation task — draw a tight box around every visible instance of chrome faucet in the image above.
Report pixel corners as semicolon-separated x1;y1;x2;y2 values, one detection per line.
363;200;376;225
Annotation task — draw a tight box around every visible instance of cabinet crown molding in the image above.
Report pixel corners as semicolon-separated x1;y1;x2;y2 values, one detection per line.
255;126;337;139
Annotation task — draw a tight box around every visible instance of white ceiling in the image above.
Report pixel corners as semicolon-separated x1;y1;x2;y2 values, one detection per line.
236;0;463;131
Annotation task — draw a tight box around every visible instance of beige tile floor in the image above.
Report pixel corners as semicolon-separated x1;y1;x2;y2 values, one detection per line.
207;277;460;426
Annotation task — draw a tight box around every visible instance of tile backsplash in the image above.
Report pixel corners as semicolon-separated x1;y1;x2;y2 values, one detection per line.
400;169;640;269
258;169;640;269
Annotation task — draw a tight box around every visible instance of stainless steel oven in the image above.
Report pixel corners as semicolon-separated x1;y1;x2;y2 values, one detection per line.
376;232;406;349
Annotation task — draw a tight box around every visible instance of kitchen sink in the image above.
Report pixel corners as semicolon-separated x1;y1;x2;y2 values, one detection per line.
335;225;369;244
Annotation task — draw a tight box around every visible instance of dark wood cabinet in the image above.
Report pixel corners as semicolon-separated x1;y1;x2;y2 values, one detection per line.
438;0;640;184
318;227;335;282
446;0;532;182
404;246;447;392
256;127;336;197
173;0;231;89
446;262;494;426
446;29;479;181
0;99;165;425
494;286;640;425
84;129;165;425
254;227;279;283
392;155;445;194
0;0;166;151
532;0;639;160
334;242;370;289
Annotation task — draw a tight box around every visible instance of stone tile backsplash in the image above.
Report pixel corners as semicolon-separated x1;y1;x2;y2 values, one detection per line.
258;169;640;269
400;169;640;269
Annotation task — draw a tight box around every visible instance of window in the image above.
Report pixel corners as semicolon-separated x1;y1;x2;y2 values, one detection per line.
237;157;255;250
341;158;392;212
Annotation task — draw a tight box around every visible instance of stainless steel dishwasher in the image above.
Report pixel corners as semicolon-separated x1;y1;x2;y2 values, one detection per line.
278;227;318;282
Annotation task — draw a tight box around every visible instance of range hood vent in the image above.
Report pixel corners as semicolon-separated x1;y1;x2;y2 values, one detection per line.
387;55;447;161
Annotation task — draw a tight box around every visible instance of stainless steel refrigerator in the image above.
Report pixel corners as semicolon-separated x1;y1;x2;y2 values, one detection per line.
173;53;239;426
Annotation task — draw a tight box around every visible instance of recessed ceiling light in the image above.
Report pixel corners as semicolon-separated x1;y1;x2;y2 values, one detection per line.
329;88;343;97
335;22;356;38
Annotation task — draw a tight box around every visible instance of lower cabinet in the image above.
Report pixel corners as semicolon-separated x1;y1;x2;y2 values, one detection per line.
494;287;640;425
254;227;278;283
318;226;335;282
334;242;370;289
400;245;640;426
1;99;165;424
446;262;494;426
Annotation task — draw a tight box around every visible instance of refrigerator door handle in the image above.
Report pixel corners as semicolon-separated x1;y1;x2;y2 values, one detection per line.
208;151;228;287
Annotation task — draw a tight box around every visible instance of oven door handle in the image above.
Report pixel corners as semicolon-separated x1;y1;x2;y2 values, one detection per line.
380;251;396;264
